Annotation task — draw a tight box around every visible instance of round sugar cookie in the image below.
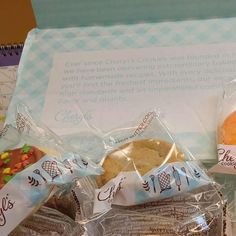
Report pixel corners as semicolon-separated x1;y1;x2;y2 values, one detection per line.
97;139;185;187
219;110;236;145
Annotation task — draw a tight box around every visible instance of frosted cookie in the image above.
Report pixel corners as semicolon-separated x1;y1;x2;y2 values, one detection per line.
0;144;45;189
97;139;185;187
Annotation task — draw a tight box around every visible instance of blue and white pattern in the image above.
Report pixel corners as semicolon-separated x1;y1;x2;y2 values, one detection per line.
93;161;212;214
6;17;236;125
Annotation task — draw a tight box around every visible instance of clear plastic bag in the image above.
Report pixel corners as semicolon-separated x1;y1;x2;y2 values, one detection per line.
210;79;236;174
209;79;236;231
9;206;82;236
84;186;226;236
75;111;229;235
45;190;78;220
0;104;102;236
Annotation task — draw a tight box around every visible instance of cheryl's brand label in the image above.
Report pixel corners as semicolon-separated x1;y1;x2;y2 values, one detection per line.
0;194;15;227
133;111;156;136
218;144;236;169
0;153;102;236
111;111;157;145
93;161;211;214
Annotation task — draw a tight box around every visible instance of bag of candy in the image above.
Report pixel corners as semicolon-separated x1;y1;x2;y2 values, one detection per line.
0;104;102;236
74;111;230;235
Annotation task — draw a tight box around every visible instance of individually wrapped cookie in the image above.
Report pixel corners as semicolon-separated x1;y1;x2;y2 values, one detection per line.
45;190;78;220
207;79;236;231
78;185;227;236
0;104;102;236
209;79;236;174
75;111;229;235
9;206;82;236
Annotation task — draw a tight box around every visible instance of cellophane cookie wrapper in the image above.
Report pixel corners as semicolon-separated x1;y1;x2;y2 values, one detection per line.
210;79;236;174
75;111;229;235
0;104;103;236
10;206;82;236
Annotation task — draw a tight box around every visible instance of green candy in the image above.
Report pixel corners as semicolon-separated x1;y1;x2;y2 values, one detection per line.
22;144;30;154
3;159;10;164
3;175;13;183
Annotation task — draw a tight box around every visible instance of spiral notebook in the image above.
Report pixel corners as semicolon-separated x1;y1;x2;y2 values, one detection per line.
0;45;24;67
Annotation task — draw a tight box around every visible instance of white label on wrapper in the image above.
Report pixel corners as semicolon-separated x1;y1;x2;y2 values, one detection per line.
0;152;102;236
93;161;212;214
217;144;236;169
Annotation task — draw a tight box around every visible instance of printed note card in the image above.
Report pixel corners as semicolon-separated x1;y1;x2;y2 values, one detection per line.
42;43;236;159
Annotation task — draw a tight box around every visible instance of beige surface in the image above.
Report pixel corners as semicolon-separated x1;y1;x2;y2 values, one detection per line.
0;66;17;129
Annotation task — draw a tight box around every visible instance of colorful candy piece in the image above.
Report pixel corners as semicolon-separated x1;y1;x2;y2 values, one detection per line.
22;144;30;154
3;159;10;164
3;168;11;174
3;175;13;183
28;150;34;157
1;152;9;160
21;154;29;161
15;163;22;169
0;160;3;167
11;168;19;175
22;160;30;168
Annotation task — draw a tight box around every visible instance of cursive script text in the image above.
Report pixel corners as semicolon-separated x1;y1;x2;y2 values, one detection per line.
0;194;15;227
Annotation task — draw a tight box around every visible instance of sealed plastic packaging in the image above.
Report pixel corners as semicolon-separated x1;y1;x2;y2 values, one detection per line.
208;79;236;229
44;189;78;219
0;104;102;236
210;79;236;174
10;188;84;236
10;206;82;236
75;111;229;235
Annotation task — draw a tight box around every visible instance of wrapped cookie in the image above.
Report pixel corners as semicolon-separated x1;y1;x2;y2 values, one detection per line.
210;79;236;174
9;206;82;236
75;111;228;235
45;190;78;220
0;104;102;236
78;185;227;236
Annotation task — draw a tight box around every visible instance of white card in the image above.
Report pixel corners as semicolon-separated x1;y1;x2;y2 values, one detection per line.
42;44;236;159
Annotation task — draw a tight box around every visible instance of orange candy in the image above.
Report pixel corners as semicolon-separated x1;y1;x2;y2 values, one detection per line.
21;154;29;161
11;168;19;175
219;110;236;145
22;160;30;168
15;163;22;169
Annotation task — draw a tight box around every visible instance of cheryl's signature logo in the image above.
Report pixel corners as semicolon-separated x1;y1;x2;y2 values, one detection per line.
133;111;156;136
55;110;92;125
97;177;125;203
0;194;15;227
218;147;236;169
